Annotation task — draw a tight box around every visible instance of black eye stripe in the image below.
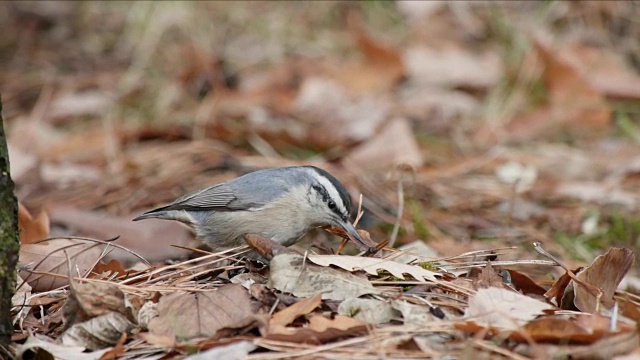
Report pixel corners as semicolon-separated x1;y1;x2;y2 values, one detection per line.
312;184;344;217
312;185;328;202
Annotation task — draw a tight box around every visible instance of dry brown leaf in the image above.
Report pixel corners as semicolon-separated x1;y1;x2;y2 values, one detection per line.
520;317;591;343
507;314;634;345
618;297;640;323
269;253;381;300
541;330;640;360
403;46;502;89
269;295;321;328
137;332;176;348
307;254;439;282
94;332;126;360
560;41;640;101
572;247;635;314
505;269;547;296
91;259;127;279
266;314;367;344
342;118;423;172
332;10;405;94
465;287;554;331
148;284;254;340
59;312;134;351
545;268;580;307
63;281;129;328
18;202;50;244
19;238;105;292
294;77;391;146
500;36;611;142
472;263;505;290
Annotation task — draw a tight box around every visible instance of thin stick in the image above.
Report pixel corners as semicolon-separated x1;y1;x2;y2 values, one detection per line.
388;177;404;248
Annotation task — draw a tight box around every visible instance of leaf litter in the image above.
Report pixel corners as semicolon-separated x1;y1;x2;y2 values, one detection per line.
5;2;640;359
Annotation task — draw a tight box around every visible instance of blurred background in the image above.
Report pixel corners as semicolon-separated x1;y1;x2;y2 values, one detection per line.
2;1;640;266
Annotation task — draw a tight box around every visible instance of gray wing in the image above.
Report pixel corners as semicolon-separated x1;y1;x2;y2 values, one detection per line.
158;169;292;212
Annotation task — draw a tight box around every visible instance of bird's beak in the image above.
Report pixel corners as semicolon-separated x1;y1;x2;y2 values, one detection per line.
341;221;377;254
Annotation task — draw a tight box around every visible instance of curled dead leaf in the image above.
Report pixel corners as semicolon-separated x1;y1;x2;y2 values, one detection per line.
572;247;634;314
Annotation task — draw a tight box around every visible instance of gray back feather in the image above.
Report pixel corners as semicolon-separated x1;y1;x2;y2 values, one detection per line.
156;167;308;212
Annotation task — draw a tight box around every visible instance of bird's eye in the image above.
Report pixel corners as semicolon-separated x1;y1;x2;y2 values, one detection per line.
328;200;336;210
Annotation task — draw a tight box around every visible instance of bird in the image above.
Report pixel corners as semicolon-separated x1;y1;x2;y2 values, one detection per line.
133;166;369;254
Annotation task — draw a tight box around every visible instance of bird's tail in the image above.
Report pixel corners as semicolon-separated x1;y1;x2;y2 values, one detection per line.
133;201;176;222
132;211;164;221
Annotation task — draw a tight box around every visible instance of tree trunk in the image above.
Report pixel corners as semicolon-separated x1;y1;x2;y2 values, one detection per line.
0;94;20;346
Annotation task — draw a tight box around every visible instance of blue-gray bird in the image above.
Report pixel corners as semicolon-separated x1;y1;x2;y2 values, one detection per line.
133;166;368;252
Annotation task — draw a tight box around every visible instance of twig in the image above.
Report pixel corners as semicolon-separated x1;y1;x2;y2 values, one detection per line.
388;175;404;249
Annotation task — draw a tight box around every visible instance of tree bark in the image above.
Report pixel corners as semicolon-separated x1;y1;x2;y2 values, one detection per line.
0;94;20;346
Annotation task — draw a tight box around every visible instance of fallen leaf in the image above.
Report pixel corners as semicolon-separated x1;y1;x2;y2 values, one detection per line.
331;10;405;94
403;46;502;89
294;77;390;146
185;340;257;360
19;238;105;292
307;254;440;282
560;41;640;101
343;118;423;172
15;334;111;360
505;269;547;296
91;259;127;279
148;285;254;340
571;247;635;313
137;332;176;348
265;314;367;344
555;181;639;210
269;295;321;327
59;312;135;351
137;301;158;330
525;330;640;359
392;300;440;326
12;272;32;308
472;263;505;290
500;36;611;142
465;287;554;330
513;317;600;344
545;269;579;307
63;281;129;328
269;253;381;300
338;298;399;325
18;202;50;244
